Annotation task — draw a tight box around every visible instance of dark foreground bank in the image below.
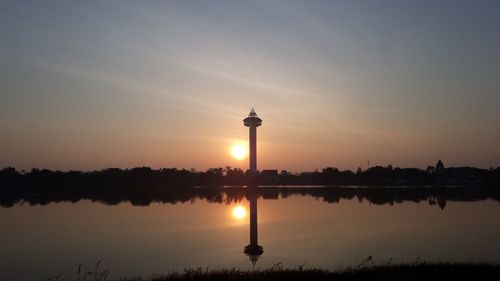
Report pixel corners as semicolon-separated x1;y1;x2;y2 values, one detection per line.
114;263;500;281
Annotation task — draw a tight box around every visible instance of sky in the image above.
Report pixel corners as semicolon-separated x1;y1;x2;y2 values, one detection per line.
1;0;499;172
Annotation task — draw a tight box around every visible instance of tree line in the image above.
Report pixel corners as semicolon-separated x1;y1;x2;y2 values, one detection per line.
1;160;499;188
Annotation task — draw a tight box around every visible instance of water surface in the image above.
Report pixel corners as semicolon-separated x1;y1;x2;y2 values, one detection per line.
1;189;500;280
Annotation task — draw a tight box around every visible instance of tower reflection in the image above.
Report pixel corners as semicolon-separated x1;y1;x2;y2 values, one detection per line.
244;188;263;265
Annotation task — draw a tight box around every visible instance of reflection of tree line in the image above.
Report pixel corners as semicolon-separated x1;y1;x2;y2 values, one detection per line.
1;183;499;209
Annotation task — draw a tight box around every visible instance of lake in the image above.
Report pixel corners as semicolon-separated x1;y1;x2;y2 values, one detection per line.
1;187;500;280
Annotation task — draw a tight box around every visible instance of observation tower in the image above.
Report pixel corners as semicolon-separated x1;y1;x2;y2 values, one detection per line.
243;108;262;172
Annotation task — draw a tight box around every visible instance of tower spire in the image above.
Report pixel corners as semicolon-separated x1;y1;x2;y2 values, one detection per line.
249;108;258;117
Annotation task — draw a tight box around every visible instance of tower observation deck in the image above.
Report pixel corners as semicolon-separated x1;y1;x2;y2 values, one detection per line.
243;108;262;172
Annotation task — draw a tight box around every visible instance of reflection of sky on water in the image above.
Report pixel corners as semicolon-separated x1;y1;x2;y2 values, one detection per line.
1;195;500;280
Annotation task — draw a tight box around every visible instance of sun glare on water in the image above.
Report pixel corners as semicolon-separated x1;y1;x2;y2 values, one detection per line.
232;205;247;220
230;144;247;160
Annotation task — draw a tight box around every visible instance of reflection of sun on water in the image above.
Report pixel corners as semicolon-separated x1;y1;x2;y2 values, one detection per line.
230;145;247;160
232;205;247;220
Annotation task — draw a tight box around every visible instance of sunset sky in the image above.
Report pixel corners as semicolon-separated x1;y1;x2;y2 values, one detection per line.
1;0;499;172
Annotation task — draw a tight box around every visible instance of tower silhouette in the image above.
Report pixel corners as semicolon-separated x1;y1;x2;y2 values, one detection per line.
243;108;263;265
243;108;262;172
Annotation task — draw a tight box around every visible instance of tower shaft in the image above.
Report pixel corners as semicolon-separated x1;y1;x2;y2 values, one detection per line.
249;126;257;172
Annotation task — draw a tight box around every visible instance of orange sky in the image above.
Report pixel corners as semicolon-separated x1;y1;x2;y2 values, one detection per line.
1;1;499;171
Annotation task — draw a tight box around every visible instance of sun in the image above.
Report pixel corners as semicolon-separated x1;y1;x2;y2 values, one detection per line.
230;144;247;160
232;205;247;220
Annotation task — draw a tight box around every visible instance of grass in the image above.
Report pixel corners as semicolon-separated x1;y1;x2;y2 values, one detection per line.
48;261;500;281
120;262;500;281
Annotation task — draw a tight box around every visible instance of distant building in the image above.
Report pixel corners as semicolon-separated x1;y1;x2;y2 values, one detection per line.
436;160;445;171
261;169;278;176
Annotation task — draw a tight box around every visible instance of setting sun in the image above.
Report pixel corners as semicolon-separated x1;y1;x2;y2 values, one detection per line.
232;205;247;220
230;145;247;160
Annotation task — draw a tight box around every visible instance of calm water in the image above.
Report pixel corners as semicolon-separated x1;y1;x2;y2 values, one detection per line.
2;190;500;280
